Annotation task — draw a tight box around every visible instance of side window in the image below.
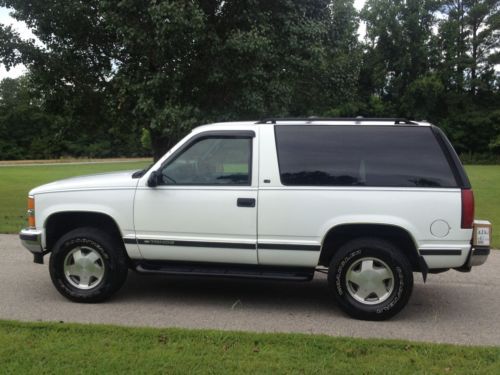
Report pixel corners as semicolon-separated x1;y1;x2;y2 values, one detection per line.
275;125;458;187
160;137;252;185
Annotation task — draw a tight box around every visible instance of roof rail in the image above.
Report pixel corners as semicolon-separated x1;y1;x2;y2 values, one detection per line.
256;117;417;125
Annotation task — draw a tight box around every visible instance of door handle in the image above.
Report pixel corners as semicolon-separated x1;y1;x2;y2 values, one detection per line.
237;198;256;208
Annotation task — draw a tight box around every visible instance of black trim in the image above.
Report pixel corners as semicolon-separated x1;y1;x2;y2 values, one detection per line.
257;117;417;125
237;198;256;207
472;247;490;256
134;238;255;250
189;130;256;138
419;249;462;256
258;243;321;251
134;260;314;281
124;238;321;252
430;125;471;189
20;233;39;242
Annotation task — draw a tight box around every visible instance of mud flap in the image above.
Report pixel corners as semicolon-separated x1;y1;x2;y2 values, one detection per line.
418;255;429;282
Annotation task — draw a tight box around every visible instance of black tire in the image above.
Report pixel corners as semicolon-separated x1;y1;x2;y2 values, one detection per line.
327;237;413;321
49;227;128;303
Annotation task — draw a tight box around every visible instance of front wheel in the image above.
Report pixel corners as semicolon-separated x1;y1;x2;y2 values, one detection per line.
49;227;128;302
327;238;413;320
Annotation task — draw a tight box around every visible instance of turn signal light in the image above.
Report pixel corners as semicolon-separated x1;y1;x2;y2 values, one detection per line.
27;196;35;228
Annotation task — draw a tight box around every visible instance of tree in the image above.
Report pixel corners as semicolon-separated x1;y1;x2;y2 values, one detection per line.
1;0;498;159
1;0;362;160
0;76;61;159
0;0;205;160
361;0;440;112
437;0;500;93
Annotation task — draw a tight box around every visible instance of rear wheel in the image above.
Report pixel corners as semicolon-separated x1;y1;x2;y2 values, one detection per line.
49;227;128;302
327;238;413;320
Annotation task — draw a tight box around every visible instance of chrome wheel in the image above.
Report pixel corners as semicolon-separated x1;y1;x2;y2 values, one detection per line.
63;246;105;290
346;257;394;305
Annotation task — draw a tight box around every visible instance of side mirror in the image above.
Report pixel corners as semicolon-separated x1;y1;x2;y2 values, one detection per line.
147;171;161;187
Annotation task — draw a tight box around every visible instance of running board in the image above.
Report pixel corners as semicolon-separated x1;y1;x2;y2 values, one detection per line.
134;261;314;281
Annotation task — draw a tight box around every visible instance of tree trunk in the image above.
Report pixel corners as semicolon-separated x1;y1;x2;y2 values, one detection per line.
150;130;173;162
457;0;465;91
471;24;478;94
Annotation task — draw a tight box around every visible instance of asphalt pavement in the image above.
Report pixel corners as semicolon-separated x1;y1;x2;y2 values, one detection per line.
1;234;499;346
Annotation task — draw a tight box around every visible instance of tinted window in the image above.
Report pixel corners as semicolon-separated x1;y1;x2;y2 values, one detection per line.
275;126;457;187
160;137;251;185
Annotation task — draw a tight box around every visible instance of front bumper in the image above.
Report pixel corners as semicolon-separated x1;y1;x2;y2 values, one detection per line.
19;228;47;264
20;228;43;254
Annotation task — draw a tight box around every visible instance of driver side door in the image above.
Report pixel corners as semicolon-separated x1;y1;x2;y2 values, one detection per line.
133;130;258;264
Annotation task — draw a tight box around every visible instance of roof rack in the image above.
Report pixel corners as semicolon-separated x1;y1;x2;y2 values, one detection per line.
256;117;417;125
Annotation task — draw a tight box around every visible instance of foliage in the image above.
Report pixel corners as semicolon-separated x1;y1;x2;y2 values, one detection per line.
0;0;362;160
437;0;500;93
460;152;500;164
0;74;148;159
440;109;500;154
0;0;499;160
361;0;441;102
356;0;500;156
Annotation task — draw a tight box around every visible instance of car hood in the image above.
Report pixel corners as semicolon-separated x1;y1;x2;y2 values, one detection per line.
30;170;140;195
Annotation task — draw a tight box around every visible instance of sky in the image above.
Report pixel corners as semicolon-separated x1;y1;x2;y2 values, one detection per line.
0;7;33;79
0;1;368;80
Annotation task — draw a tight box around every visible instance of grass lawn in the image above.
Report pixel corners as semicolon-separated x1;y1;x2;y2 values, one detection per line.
0;320;499;374
0;162;498;247
465;165;500;248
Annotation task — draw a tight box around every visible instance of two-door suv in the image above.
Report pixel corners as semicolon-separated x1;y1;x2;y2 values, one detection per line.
20;118;492;320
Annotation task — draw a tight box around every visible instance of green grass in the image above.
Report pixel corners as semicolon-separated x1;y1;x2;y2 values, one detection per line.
0;163;498;247
0;161;149;233
0;320;499;374
465;165;500;248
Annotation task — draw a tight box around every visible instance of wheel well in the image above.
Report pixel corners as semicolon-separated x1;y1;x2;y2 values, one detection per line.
319;224;422;271
45;212;124;252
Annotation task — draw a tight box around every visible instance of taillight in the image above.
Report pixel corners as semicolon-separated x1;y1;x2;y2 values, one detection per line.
461;189;474;229
27;196;35;228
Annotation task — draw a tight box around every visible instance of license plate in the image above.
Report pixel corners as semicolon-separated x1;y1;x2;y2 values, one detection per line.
473;221;492;247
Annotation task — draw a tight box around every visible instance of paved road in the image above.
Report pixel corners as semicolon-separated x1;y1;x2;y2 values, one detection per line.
1;234;499;346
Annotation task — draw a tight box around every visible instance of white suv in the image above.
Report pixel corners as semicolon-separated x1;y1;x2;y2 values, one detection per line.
20;118;492;320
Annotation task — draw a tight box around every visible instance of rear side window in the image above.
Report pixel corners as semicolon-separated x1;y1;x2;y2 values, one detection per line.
275;125;458;187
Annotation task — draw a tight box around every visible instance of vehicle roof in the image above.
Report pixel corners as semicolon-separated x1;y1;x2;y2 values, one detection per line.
194;118;432;132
